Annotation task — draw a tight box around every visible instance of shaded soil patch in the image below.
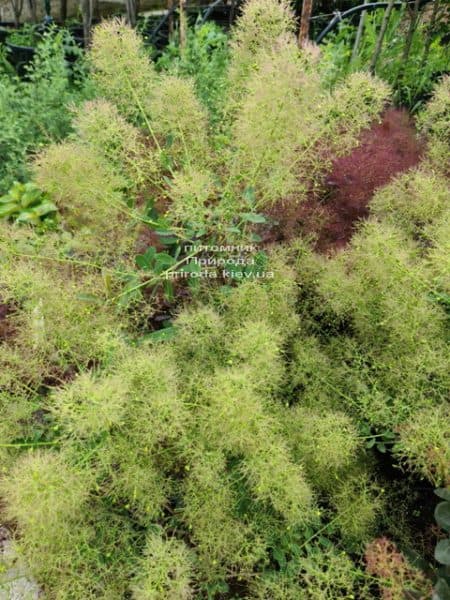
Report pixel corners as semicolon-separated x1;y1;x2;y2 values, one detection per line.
0;301;16;341
264;108;425;253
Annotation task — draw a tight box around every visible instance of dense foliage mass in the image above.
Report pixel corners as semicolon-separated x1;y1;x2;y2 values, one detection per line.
0;1;449;598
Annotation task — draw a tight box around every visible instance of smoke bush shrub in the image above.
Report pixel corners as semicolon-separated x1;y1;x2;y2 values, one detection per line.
132;534;194;600
394;405;450;486
370;168;450;241
417;75;450;175
0;1;448;597
90;19;157;123
73;99;159;192
0;246;122;394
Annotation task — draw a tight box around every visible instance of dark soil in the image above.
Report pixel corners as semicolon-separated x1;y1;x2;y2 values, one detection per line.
0;301;16;341
263;108;425;253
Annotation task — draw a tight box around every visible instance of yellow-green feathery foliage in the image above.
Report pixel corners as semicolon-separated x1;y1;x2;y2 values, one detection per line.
227;319;284;393
51;371;128;440
90;18;157;123
0;254;121;394
150;75;211;168
417;75;450;174
330;474;382;550
132;534;194;600
424;208;450;294
182;448;265;583
52;346;187;524
394;405;450;486
284;406;361;491
0;451;94;582
228;50;389;209
227;0;296;101
33;142;134;256
250;548;364;599
73;99;159;192
287;335;344;411
370;167;450;241
321;72;391;155
315;220;449;425
229;40;323;207
219;250;300;339
199;367;313;524
166;167;216;228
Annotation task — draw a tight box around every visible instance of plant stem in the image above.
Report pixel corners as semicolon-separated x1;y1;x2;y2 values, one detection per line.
0;440;59;448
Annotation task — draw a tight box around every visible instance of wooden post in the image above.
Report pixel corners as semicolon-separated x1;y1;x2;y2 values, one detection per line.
299;0;313;47
179;0;186;51
81;0;93;46
396;0;421;86
168;0;174;38
28;0;37;22
421;0;439;69
125;0;137;27
369;0;396;74
351;0;368;64
9;0;24;27
60;0;67;22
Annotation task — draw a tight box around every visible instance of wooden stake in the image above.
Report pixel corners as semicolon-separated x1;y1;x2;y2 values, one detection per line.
369;0;396;74
179;0;186;51
299;0;313;47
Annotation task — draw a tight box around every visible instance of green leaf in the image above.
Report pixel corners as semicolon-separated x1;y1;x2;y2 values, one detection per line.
20;189;41;208
436;489;450;502
146;327;178;342
30;201;57;217
158;235;179;246
251;233;262;243
272;547;287;569
433;578;450;600
135;255;150;270
15;211;40;225
436;502;450;532
163;279;174;301
135;247;156;270
435;539;450;565
243;186;256;206
0;202;18;218
240;212;267;224
76;293;102;304
153;252;176;274
179;260;201;274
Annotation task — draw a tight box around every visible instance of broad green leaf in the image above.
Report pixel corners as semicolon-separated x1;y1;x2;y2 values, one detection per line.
31;201;57;217
436;489;450;502
76;293;102;304
436;502;450;532
433;578;450;600
240;212;267;224
146;327;178;342
243;186;256;205
20;189;41;208
435;539;450;565
154;252;176;274
0;203;18;218
135;247;156;270
15;211;40;225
